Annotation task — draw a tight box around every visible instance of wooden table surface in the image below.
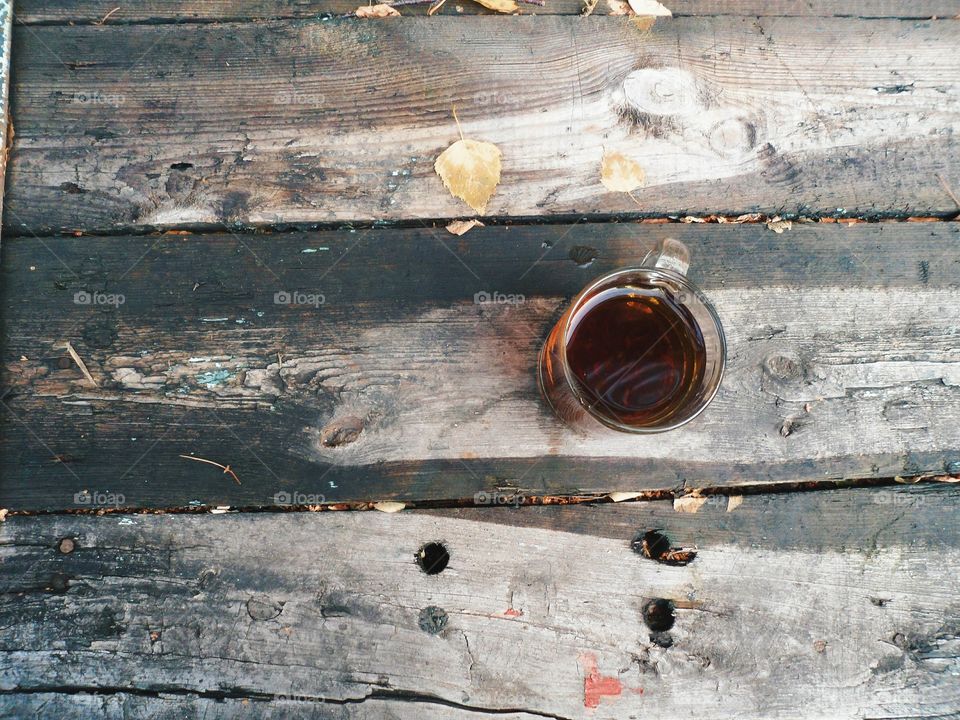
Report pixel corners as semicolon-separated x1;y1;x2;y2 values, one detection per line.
1;2;958;718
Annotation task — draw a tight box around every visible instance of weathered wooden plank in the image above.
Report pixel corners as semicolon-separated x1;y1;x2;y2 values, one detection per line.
5;16;960;235
1;222;958;511
13;0;960;22
1;484;958;718
0;694;531;719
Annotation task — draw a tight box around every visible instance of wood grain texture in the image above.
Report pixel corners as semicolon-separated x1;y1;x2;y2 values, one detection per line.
1;484;958;719
13;0;960;22
5;16;960;235
2;222;958;511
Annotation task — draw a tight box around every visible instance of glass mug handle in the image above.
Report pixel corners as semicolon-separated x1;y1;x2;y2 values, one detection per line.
642;237;690;277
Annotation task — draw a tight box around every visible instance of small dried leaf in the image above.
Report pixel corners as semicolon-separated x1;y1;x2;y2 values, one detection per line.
373;501;406;513
674;495;707;513
681;215;706;224
445;219;485;236
733;212;763;223
608;491;643;503
435;139;502;214
628;0;671;15
600;151;645;193
581;0;600;15
766;217;793;233
0;508;8;522
606;0;632;14
726;495;743;513
355;3;401;17
660;549;697;565
473;0;519;12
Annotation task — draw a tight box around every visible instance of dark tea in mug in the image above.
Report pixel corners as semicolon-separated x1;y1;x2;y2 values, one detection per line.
565;287;707;428
538;238;725;433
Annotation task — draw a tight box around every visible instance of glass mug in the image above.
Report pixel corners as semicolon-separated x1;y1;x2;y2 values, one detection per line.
538;238;725;433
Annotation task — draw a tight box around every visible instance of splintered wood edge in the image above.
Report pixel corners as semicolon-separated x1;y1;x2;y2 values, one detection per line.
11;0;960;21
0;0;11;224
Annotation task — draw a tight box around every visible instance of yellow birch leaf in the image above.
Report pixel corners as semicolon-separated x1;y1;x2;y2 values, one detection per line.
355;4;401;17
473;0;519;12
600;151;645;193
435;139;502;214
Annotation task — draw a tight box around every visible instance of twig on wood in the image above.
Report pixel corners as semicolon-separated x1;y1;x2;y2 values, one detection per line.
936;173;960;210
179;455;242;485
94;6;121;24
64;341;98;387
428;0;448;15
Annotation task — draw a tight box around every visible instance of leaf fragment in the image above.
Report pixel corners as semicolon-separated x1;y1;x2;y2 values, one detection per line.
435;138;502;214
355;3;401;17
606;0;632;14
600;151;645;193
628;0;672;15
766;217;793;233
608;491;643;503
726;495;743;512
473;0;519;12
674;494;707;513
373;501;406;513
445;219;485;236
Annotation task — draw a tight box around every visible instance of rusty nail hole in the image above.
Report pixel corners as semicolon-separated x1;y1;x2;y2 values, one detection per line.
631;530;696;566
642;598;675;632
57;537;76;554
418;606;448;634
416;542;449;575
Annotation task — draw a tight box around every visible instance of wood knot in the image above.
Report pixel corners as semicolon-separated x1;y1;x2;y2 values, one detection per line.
622;68;703;117
320;415;364;447
763;352;803;382
247;595;284;621
418;606;448;635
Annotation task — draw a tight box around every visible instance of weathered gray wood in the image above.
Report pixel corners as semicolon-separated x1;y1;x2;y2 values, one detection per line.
1;484;958;718
5;16;960;235
2;222;959;511
0;694;537;719
12;0;960;21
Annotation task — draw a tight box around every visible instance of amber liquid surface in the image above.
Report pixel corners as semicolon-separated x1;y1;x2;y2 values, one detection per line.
565;286;706;427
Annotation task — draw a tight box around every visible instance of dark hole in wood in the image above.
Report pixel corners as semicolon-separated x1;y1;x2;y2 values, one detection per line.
57;537;76;554
169;162;194;171
631;530;696;566
643;598;675;632
418;606;448;634
416;542;449;575
650;631;673;648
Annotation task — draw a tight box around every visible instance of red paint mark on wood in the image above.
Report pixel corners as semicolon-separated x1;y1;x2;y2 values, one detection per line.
502;607;523;618
579;652;623;709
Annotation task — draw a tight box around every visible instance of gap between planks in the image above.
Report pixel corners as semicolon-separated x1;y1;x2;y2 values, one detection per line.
2;471;957;518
